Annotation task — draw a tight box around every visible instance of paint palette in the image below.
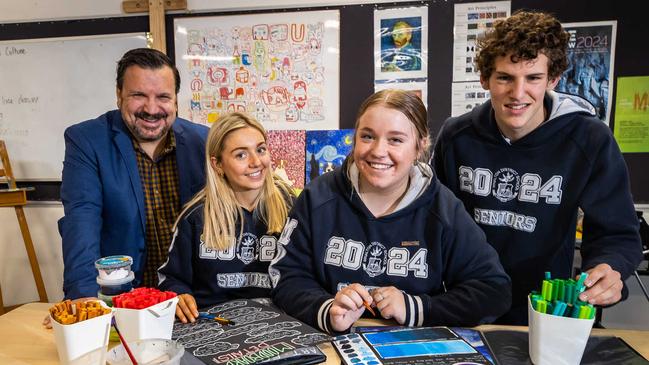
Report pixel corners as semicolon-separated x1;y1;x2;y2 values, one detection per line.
333;327;492;365
332;333;382;365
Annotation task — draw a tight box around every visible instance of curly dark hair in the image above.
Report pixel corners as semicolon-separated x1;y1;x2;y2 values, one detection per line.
475;10;570;80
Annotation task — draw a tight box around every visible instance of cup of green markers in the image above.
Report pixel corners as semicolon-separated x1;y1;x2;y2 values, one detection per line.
528;272;595;365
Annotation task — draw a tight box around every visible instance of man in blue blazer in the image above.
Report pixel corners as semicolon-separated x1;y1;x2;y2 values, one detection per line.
59;48;209;299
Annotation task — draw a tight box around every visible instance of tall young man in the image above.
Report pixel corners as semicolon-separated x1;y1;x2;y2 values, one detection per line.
433;11;642;324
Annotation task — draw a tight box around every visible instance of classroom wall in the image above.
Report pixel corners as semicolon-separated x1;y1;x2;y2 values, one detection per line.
0;205;64;306
0;0;404;23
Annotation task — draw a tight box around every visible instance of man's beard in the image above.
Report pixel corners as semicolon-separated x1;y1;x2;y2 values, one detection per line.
129;111;172;142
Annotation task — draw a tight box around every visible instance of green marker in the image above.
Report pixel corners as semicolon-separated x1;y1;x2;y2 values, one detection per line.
538;300;548;314
551;280;559;301
542;280;553;301
556;280;565;302
571;304;582;318
565;283;575;304
576;272;588;293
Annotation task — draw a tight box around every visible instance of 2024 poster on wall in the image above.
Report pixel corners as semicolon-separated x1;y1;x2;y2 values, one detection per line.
174;10;340;130
557;21;617;125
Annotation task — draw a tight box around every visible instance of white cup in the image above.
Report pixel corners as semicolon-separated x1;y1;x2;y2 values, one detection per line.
528;297;594;365
51;304;113;365
113;296;179;343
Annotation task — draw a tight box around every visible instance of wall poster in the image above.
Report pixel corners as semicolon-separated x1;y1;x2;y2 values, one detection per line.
452;1;510;82
374;6;428;82
613;76;649;153
174;10;340;130
557;21;617;124
450;81;490;117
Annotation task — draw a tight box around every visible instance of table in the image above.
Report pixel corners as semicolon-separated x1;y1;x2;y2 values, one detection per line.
1;303;647;364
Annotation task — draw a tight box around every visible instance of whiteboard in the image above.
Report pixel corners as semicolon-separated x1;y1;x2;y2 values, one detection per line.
0;33;147;180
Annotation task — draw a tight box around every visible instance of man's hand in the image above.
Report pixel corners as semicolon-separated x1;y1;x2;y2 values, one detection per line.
578;263;623;306
176;293;199;323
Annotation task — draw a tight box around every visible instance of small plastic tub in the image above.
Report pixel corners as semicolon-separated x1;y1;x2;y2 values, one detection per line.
95;255;133;281
106;338;184;365
97;271;135;296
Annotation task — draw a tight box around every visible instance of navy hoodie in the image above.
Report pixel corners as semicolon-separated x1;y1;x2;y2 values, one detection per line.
433;91;642;324
270;159;511;333
158;201;278;308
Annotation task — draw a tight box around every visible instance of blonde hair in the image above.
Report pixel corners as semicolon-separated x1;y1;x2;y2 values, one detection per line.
175;112;294;250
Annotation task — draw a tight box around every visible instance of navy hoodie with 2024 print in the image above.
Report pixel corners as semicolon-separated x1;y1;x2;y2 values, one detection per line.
433;91;642;324
270;159;511;334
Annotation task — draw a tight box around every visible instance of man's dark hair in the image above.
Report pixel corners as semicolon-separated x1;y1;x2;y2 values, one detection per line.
116;48;181;94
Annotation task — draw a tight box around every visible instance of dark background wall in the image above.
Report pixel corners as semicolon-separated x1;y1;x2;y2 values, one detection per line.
1;0;647;202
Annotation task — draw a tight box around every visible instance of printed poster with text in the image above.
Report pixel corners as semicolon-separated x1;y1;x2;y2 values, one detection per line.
558;21;617;125
174;11;340;130
451;82;490;117
613;76;649;153
452;1;510;82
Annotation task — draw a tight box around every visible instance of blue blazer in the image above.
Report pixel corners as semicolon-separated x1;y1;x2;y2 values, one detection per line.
59;110;208;299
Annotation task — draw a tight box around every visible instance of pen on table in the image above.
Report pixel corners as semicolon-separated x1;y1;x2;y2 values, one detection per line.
198;312;236;325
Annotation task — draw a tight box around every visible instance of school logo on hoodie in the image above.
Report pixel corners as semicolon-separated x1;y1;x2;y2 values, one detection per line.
492;168;520;202
363;242;387;277
237;233;258;264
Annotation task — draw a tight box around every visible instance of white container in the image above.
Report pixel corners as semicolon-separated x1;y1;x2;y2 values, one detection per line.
95;255;133;281
528;297;594;365
106;338;184;365
113;296;179;343
51;304;113;365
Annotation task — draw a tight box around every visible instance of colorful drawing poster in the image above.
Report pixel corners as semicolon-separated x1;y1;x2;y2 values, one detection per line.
174;10;340;130
452;1;510;82
558;21;617;124
451;81;490;116
374;6;428;81
374;80;428;109
305;129;354;184
613;76;649;153
267;130;306;190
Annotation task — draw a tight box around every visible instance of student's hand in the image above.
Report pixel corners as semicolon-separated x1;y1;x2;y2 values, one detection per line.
371;286;406;324
176;293;199;323
42;297;98;329
330;283;373;332
578;264;623;306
